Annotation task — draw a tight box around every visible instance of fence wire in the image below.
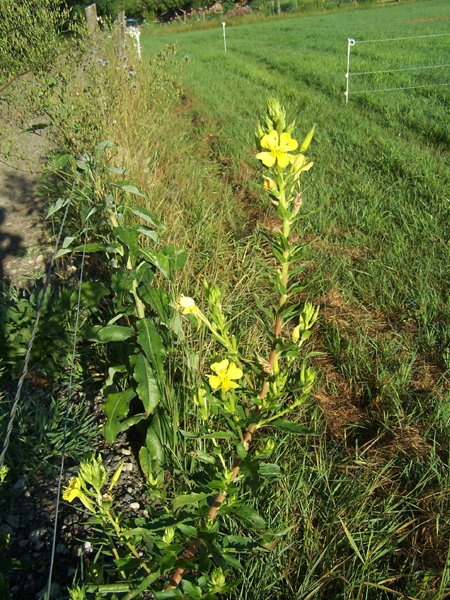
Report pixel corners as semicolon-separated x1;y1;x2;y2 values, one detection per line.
0;202;70;470
46;219;90;597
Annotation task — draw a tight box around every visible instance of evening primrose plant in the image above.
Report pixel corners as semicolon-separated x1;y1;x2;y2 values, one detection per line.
64;100;318;598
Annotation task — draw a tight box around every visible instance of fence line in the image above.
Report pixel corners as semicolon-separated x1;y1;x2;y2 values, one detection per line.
345;31;450;103
0;202;70;470
46;219;90;597
350;63;450;77
356;32;450;44
349;82;450;95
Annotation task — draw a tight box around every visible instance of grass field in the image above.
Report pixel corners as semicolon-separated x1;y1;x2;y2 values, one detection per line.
134;1;450;597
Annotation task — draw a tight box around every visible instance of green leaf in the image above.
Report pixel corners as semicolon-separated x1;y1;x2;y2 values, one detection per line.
85;324;133;343
114;226;140;258
46;197;68;218
162;245;187;271
114;182;146;197
259;463;281;480
299;124;315;153
136;318;165;383
172;492;209;510
233;505;266;530
181;580;203;599
128;205;161;228
236;441;248;460
130;353;160;416
73;280;109;309
103;388;137;443
177;524;198;537
270;419;312;435
105;365;127;387
137;226;159;243
140;247;170;279
139;414;165;482
222;554;243;571
202;431;238;440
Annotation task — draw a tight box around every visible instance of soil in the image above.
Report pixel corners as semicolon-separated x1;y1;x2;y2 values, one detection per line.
0;128;50;286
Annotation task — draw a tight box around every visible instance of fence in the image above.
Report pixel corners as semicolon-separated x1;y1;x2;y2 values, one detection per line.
345;32;450;104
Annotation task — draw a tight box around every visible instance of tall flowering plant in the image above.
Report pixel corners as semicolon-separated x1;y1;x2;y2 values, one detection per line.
165;99;319;592
64;100;319;598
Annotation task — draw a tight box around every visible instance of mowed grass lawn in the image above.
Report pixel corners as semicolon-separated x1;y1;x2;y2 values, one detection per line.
140;2;449;598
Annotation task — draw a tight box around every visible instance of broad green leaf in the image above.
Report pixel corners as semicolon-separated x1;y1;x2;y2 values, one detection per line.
233;504;266;530
72;280;109;309
137;226;159;243
177;524;198;537
222;554;243;571
128;205;161;228
259;463;281;480
111;270;135;293
270;419;312;435
114;226;140;258
46;197;68;218
103;388;136;443
181;580;202;599
162;245;187;271
136;318;165;382
85;324;133;343
145;419;165;465
172;492;209;510
105;364;126;387
130;353;160;416
140;247;170;279
114;182;146;197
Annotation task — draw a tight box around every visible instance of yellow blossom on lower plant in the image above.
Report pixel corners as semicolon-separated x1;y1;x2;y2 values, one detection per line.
63;477;83;503
176;295;197;315
208;358;243;393
256;129;298;169
63;476;94;512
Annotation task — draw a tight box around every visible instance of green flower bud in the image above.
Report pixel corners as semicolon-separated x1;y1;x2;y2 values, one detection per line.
163;526;175;544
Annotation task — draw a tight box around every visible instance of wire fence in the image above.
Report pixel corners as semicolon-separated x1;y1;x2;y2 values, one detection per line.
345;32;450;103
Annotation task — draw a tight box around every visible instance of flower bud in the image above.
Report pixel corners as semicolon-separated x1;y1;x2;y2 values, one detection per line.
163;526;175;544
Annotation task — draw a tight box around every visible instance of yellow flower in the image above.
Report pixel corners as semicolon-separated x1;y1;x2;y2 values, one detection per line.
63;477;82;503
256;130;298;169
63;476;95;512
208;359;243;393
176;295;197;315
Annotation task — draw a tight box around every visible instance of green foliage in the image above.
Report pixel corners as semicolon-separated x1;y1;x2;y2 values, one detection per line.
0;0;80;85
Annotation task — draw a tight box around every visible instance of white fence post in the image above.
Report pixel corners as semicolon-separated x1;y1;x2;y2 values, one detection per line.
345;37;355;104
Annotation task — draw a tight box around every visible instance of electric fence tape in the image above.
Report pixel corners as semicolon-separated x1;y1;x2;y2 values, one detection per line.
46;218;90;597
344;32;450;103
0;201;71;469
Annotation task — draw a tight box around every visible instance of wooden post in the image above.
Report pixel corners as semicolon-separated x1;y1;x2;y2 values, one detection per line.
84;3;98;34
117;10;125;59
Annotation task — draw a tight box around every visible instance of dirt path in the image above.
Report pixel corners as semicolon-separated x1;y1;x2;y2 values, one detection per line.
0;130;49;286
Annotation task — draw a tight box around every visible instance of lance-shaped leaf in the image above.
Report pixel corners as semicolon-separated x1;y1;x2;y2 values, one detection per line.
299;124;315;152
136;318;165;384
103;388;137;443
130;352;160;416
84;324;133;343
233;504;266;530
270;418;312;435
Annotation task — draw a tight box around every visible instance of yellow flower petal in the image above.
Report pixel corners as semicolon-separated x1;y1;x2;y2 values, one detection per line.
63;477;82;503
256;151;276;168
221;379;239;392
208;375;222;390
279;132;298;152
211;358;229;376
227;363;243;380
260;130;278;150
277;153;293;169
